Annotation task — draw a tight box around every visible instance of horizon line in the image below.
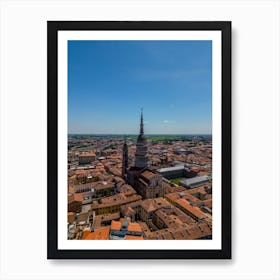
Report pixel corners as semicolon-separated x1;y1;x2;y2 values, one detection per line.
68;133;212;136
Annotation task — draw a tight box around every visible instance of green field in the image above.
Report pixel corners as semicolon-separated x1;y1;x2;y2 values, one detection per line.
170;177;185;185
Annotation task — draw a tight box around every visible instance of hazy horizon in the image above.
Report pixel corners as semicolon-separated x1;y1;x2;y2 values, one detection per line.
68;133;212;136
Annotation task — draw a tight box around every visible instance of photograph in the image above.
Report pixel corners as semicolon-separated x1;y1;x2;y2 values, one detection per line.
48;21;231;258
67;40;213;241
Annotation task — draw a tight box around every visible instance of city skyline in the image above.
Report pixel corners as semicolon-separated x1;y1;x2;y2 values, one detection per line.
68;40;212;134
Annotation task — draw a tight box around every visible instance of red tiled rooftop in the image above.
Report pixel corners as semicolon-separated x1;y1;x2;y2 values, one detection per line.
176;199;205;219
141;199;158;213
141;170;156;180
125;235;144;240
82;227;110;240
80;153;96;157
110;220;121;231
127;223;142;233
68;193;83;203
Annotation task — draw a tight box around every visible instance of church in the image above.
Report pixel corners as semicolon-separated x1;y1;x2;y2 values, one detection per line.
122;111;164;199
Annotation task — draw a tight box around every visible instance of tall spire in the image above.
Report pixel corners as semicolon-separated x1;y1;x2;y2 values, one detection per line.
140;108;144;135
135;108;148;169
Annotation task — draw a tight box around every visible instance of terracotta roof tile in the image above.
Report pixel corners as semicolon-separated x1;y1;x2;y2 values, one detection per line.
82;227;110;240
176;199;205;219
111;220;121;231
141;170;155;180
127;223;142;233
125;235;144;240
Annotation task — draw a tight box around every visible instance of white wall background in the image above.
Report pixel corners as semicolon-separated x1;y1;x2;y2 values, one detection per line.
0;0;279;279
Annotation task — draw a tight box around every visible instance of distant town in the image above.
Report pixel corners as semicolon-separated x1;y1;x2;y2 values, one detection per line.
68;113;212;240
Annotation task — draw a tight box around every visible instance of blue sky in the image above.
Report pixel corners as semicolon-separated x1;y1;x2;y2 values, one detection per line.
68;40;212;134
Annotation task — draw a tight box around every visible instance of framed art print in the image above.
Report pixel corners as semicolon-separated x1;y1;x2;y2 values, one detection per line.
47;21;231;259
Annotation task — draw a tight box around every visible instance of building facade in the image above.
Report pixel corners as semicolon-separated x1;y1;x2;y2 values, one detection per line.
78;152;96;165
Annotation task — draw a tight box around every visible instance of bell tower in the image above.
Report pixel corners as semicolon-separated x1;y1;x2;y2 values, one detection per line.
122;137;128;179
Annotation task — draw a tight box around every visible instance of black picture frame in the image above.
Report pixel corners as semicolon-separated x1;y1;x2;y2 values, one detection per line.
47;21;231;259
